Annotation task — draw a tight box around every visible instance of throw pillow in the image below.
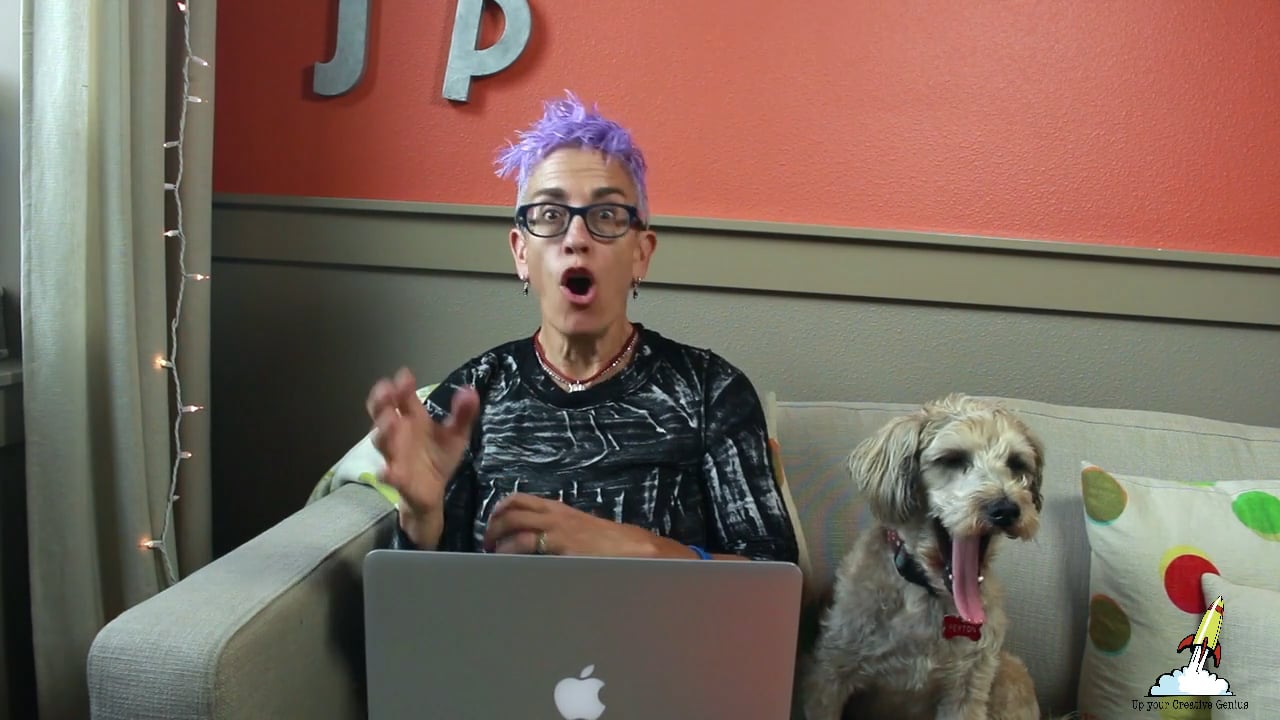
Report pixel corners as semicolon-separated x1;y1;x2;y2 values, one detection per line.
1075;463;1280;720
306;384;438;505
1194;574;1278;719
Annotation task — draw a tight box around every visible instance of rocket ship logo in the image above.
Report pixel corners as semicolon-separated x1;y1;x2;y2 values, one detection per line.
1147;596;1232;697
1177;596;1224;671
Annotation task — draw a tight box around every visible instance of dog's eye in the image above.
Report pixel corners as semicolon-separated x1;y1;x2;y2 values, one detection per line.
1007;456;1030;475
937;452;970;469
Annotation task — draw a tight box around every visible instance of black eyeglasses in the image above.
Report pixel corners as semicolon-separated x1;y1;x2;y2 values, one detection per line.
515;202;646;240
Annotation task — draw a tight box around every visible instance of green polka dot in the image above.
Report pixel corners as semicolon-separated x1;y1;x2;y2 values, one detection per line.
358;471;401;506
1082;467;1127;524
1158;698;1212;720
1088;594;1130;654
1232;490;1280;541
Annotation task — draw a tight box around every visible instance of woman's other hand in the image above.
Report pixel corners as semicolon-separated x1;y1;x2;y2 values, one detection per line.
367;368;479;549
482;493;701;560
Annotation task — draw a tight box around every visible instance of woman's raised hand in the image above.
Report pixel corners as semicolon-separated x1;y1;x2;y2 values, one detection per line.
366;368;479;549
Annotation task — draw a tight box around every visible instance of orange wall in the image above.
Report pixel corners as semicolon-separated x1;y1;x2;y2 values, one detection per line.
213;2;1279;257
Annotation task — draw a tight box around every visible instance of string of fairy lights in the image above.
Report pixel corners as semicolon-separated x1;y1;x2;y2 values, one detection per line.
140;0;210;587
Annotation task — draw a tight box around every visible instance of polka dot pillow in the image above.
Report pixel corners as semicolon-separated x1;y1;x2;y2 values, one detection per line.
1075;463;1280;720
1199;573;1280;717
306;384;439;506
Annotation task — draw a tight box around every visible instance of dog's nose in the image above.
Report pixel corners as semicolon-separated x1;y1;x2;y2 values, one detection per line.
986;498;1020;528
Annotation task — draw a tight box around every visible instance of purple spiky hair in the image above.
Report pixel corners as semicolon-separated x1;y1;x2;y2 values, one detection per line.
494;90;649;222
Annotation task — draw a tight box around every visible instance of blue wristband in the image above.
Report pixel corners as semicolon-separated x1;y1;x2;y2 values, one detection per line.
688;545;711;560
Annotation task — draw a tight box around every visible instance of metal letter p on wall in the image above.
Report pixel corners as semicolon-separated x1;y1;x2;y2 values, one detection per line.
442;0;532;102
312;0;532;102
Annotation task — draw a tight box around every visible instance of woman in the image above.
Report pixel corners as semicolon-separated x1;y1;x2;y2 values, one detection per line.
366;93;798;564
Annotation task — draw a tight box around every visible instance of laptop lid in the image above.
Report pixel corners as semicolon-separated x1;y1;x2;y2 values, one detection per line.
363;549;803;720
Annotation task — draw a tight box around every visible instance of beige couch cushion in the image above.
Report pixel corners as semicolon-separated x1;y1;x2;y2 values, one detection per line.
771;396;1280;716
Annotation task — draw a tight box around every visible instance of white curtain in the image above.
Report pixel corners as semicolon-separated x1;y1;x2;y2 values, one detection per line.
19;0;214;717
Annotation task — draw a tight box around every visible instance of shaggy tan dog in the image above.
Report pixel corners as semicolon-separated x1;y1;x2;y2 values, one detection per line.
802;394;1047;720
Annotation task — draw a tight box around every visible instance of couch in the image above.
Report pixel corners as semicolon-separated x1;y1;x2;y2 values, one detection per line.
87;393;1280;719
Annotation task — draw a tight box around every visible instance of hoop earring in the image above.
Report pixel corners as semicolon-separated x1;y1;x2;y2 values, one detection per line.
521;278;529;296
631;278;641;299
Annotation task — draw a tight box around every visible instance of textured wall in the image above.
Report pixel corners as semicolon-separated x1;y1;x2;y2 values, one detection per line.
213;1;1280;256
210;261;1280;553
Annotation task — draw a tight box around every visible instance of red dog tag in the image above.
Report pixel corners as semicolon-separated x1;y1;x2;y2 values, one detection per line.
943;615;982;641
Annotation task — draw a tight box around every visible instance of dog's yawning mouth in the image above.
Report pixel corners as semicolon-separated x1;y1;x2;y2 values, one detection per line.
933;518;993;626
560;267;596;305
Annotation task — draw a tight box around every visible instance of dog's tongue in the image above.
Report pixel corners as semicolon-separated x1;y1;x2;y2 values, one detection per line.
952;535;985;626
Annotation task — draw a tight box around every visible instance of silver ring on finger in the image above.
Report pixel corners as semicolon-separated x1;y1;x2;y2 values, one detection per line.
535;530;548;555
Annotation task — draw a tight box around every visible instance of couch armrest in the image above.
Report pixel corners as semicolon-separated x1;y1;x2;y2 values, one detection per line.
88;484;396;720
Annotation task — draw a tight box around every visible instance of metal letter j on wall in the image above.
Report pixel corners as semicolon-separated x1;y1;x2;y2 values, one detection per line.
313;0;370;97
443;0;532;102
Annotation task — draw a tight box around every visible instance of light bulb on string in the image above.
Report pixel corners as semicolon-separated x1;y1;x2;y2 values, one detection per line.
152;0;209;590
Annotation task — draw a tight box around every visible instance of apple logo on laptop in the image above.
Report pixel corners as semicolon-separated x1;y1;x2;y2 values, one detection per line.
554;664;606;719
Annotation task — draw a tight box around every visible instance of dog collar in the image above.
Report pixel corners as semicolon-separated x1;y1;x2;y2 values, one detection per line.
943;615;983;641
885;528;937;597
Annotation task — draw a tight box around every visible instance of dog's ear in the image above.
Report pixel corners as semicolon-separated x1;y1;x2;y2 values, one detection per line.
849;412;926;525
1022;423;1047;512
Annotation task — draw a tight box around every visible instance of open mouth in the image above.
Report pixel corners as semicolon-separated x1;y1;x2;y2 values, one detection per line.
560;267;596;304
933;518;993;626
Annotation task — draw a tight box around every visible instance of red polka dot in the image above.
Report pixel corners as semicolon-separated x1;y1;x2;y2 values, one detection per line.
1163;554;1220;614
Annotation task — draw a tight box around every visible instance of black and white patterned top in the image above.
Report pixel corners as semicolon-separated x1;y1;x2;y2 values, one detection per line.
393;324;799;563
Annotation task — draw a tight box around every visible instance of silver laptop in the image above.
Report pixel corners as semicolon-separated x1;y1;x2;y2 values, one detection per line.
363;549;804;719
